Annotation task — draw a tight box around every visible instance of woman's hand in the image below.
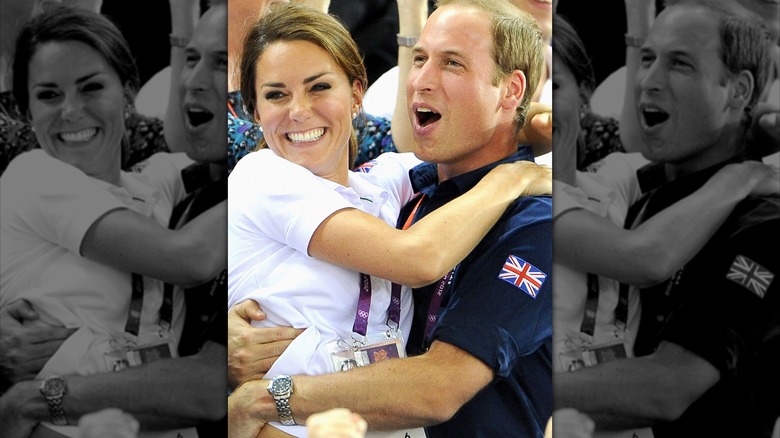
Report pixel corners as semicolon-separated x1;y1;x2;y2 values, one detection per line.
307;408;367;438
516;102;552;158
482;160;553;202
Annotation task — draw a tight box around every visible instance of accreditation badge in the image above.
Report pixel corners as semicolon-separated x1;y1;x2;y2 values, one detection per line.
104;328;178;372
326;330;405;373
558;328;633;372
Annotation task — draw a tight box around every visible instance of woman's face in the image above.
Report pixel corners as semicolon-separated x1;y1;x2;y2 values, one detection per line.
551;54;582;177
27;40;125;179
254;40;361;182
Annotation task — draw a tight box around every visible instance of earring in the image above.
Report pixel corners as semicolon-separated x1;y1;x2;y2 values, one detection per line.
352;112;357;120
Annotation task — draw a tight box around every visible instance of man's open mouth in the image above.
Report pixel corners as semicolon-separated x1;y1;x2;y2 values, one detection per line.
187;107;215;127
415;107;442;127
641;106;669;128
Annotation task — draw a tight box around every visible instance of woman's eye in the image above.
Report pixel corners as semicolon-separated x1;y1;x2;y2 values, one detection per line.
82;83;104;92
36;91;60;101
265;91;284;100
310;83;331;92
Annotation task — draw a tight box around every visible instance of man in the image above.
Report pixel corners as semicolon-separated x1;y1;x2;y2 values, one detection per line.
228;1;552;437
0;3;228;436
554;2;779;437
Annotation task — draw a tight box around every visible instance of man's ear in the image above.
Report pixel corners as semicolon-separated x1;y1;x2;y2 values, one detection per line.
501;69;526;111
728;69;754;111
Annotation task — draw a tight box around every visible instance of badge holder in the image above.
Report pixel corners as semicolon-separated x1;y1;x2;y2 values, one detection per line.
104;273;178;371
326;329;405;372
559;328;633;372
104;328;178;371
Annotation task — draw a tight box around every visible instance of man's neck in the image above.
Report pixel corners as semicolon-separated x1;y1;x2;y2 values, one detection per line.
436;127;518;182
664;124;747;181
208;162;228;182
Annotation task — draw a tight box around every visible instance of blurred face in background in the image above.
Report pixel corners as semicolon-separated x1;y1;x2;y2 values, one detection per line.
509;0;553;42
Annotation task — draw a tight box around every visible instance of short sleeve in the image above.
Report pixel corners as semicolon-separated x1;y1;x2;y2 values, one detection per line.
227;149;355;254
432;196;553;377
659;200;780;376
0;150;126;255
135;152;194;208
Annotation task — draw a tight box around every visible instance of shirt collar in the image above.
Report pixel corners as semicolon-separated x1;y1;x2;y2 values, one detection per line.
409;145;536;196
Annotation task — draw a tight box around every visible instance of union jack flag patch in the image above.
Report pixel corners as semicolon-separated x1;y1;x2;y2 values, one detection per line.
726;255;774;299
498;255;546;298
354;160;377;173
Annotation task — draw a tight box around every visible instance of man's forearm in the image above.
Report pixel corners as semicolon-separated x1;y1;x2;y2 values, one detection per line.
250;342;493;430
554;342;719;430
64;341;226;429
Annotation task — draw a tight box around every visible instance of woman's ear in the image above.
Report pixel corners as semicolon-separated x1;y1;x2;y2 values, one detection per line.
501;69;526;111
352;79;364;114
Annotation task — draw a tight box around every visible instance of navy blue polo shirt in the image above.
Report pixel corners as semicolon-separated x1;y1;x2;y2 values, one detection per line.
400;147;553;438
629;158;780;438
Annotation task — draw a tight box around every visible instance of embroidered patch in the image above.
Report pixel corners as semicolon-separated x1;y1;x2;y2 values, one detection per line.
498;255;546;298
726;255;773;299
354;160;377;173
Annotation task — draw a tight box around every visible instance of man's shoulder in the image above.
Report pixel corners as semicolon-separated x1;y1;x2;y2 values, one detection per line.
505;195;552;224
730;195;780;236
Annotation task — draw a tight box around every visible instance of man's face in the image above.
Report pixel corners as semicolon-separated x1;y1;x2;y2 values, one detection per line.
634;5;740;173
406;5;514;177
179;4;228;164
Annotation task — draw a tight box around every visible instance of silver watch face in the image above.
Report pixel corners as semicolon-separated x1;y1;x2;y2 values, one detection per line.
271;376;292;394
42;376;66;397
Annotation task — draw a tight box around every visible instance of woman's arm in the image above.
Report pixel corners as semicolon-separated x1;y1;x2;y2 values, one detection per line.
81;200;226;287
554;161;779;286
309;161;551;288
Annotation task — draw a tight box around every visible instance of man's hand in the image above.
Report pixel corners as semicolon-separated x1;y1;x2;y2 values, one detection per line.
227;300;303;389
517;102;552;158
0;300;75;386
228;380;268;438
0;380;43;438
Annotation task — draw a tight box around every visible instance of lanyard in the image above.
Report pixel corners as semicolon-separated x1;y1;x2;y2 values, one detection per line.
580;273;628;339
399;194;457;341
353;273;402;337
125;273;174;340
424;270;455;340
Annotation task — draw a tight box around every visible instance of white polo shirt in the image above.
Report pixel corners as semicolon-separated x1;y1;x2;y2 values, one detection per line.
0;150;191;378
552;152;647;372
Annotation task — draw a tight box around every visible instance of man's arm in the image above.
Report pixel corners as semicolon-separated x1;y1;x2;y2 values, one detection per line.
554;341;719;430
7;340;226;430
230;340;493;431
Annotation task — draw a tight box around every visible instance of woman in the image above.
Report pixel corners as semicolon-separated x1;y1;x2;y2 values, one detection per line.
227;3;551;437
0;6;226;431
551;13;778;372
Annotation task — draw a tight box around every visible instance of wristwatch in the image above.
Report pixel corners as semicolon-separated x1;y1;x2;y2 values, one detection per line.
39;375;68;426
267;375;296;426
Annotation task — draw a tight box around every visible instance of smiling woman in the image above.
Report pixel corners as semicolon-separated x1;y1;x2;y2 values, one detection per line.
0;5;227;436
